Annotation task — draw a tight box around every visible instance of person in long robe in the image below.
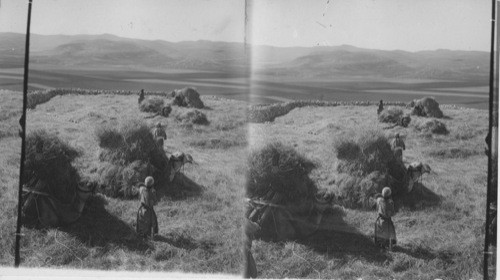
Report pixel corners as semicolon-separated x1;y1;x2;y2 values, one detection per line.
391;133;406;162
153;122;167;149
377;100;384;115
136;176;158;238
138;89;145;104
374;187;396;250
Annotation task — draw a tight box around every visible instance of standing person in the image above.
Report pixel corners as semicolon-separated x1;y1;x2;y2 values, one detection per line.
391;133;406;161
153;122;167;149
136;176;158;239
374;187;397;250
377;100;384;115
138;89;145;104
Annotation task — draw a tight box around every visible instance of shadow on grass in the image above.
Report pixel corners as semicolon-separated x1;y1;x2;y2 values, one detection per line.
60;195;153;252
255;206;389;265
156;172;205;201
395;182;441;211
154;231;217;252
299;207;389;264
392;244;436;260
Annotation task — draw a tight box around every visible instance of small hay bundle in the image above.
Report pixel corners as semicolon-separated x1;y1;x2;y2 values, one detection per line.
139;97;165;113
171;87;204;109
334;130;395;176
246;142;317;204
161;105;172;117
414;119;449;135
176;109;209;125
23;130;83;227
410;97;443;118
378;107;404;124
95;119;170;198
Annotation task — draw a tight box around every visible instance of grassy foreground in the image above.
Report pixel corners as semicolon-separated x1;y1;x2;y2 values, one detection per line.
0;90;247;274
249;104;488;279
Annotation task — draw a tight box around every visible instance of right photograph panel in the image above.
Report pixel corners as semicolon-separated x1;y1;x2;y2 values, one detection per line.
244;0;494;279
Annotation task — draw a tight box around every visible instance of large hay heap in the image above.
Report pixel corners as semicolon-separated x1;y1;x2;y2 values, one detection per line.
139;97;164;113
95;119;170;198
333;130;407;209
334;130;395;176
378;107;403;124
171;87;204;109
378;107;411;127
22;130;85;227
246;142;319;241
410;97;443;118
247;142;317;205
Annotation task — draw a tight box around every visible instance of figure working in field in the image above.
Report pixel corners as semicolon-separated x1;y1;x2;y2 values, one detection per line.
374;187;397;250
153;122;167;149
391;133;406;162
138;89;145;104
377;100;384;115
136;176;158;239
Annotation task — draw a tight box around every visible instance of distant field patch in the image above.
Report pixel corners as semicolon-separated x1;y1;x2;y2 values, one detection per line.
365;89;488;99
124;79;248;90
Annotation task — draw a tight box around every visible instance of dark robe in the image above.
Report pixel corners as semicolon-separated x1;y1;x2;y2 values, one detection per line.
136;185;158;237
374;197;396;247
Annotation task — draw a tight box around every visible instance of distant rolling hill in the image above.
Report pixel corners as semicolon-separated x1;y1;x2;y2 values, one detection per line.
0;33;249;71
253;45;489;81
0;32;489;81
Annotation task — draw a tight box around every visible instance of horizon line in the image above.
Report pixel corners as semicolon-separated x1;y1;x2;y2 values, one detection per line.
0;31;491;53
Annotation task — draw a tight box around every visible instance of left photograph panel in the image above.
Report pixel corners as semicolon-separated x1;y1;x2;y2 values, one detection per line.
0;0;249;275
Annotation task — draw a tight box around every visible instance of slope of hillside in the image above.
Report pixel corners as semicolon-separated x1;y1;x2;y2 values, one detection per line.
36;39;175;67
258;47;489;81
0;90;247;274
0;33;489;80
248;104;488;279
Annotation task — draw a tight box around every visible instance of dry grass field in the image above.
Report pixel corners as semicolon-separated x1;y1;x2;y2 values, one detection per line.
0;87;490;279
0;90;23;267
0;89;247;274
249;104;488;279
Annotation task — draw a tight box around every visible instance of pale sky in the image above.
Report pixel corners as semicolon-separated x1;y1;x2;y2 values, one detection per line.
0;0;246;43
249;0;492;51
0;0;492;51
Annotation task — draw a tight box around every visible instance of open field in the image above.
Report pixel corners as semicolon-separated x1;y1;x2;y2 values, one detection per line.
0;66;250;103
0;64;488;109
0;89;247;274
249;103;488;279
249;76;489;108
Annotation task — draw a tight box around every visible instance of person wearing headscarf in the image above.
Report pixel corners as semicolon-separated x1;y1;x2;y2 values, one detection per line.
136;176;158;238
153;122;167;148
374;187;396;250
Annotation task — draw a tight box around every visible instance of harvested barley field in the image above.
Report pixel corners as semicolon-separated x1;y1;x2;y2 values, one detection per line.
248;103;488;279
0;89;247;274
